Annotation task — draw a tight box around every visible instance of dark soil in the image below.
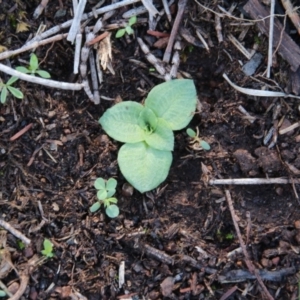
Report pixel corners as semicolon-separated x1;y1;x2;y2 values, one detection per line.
0;0;300;299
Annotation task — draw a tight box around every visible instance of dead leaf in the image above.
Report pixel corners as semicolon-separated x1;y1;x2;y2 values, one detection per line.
97;32;112;71
16;21;30;33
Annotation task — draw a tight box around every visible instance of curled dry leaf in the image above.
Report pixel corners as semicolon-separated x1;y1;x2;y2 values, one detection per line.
97;32;112;71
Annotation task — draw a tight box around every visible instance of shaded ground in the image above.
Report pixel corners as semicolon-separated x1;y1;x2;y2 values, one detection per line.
0;0;300;299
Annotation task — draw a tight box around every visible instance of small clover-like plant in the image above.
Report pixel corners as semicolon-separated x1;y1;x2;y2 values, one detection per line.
0;76;24;104
41;238;54;258
16;53;51;78
99;79;197;193
186;127;210;151
116;16;137;38
90;177;119;218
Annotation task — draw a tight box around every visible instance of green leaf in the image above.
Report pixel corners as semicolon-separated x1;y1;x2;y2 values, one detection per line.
186;128;196;138
1;87;7;104
94;178;106;190
97;189;107;200
118;142;172;193
17;240;25;250
41;239;54;258
129;16;137;26
7;86;23;99
200;140;210;150
36;70;51;78
144;118;174;151
99;101;145;143
106;178;117;197
30;53;39;71
106;204;119;218
107;197;118;204
106;178;117;190
138;107;158;133
90;201;101;212
125;26;134;35
6;76;19;86
0;290;6;297
145;79;197;130
116;28;126;38
16;66;30;74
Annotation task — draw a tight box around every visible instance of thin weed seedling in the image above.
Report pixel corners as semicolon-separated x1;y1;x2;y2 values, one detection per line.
16;53;51;78
90;177;119;218
0;76;23;104
186;127;210;151
115;16;137;38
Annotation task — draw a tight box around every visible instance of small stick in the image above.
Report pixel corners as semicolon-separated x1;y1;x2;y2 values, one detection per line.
26;0;141;45
33;0;49;19
0;219;31;245
225;190;274;300
0;63;83;90
67;0;87;43
267;0;275;78
281;0;300;35
147;30;170;37
163;0;187;63
209;178;300;185
279;121;300;135
162;0;172;22
89;49;100;104
9;123;33;141
74;33;83;74
215;14;223;43
87;31;109;46
0;33;68;61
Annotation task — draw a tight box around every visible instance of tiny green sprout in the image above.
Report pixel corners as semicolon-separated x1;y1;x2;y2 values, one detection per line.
16;53;51;78
90;177;120;218
0;290;6;297
116;16;137;38
17;240;25;250
0;76;24;104
186;127;210;151
41;238;54;258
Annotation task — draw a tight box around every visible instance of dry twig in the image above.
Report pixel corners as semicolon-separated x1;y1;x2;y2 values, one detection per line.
0;219;31;245
209;178;300;185
225;190;274;300
163;0;187;63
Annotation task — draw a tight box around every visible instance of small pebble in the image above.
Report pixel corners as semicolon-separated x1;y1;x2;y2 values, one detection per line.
294;220;300;230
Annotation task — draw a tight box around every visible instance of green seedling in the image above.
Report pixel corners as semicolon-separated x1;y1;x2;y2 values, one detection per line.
41;238;54;258
16;53;51;78
99;79;197;193
17;240;25;250
186;127;210;151
90;177;119;218
0;76;23;104
116;16;137;38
